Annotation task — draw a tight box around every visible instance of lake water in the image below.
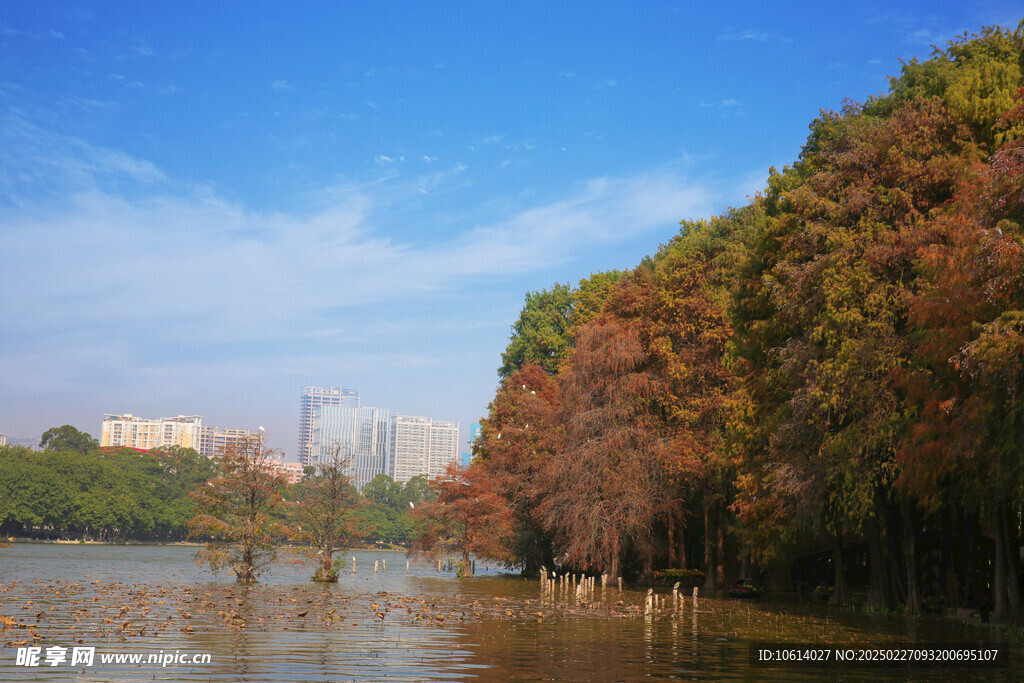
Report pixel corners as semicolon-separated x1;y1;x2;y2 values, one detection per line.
0;544;1017;680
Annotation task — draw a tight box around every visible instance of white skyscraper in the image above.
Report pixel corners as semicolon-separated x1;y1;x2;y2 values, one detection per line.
311;405;390;490
298;386;360;466
390;415;460;484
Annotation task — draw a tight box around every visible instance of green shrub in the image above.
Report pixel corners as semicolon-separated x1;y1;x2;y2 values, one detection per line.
654;568;705;587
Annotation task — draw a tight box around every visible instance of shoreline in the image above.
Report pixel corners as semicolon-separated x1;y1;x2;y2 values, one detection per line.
1;537;409;551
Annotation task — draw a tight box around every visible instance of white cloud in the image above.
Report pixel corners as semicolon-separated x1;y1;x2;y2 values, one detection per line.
699;99;742;110
271;79;293;92
0;120;724;444
717;28;789;44
1;123;716;345
906;27;944;45
732;168;768;203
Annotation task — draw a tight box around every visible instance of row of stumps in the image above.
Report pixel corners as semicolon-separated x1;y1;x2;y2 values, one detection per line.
538;566;701;617
433;558;477;575
346;557;486;575
643;583;700;617
539;566;609;598
348;557;404;573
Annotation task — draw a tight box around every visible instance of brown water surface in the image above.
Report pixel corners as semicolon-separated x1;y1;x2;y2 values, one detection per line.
0;544;1016;680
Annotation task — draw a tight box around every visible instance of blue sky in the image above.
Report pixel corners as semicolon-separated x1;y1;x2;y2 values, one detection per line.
2;2;1020;457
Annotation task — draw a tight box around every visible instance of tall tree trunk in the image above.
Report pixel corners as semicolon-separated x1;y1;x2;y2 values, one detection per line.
1004;505;1021;622
960;511;978;608
716;512;727;589
867;516;893;611
641;542;655;586
994;511;1007;622
829;532;849;607
903;501;922;614
607;533;621;584
668;512;678;567
703;504;716;592
941;506;962;609
678;523;688;570
887;507;906;607
995;504;1021;623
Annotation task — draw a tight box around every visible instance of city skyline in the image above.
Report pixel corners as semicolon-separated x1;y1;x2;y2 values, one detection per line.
2;3;1019;456
0;388;466;467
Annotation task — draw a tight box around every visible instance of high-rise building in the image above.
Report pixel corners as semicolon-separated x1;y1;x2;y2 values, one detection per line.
298;386;360;466
310;405;390;490
390;415;460;484
429;420;460;477
101;414;204;451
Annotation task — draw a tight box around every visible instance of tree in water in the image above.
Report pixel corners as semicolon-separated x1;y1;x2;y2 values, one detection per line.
410;461;516;577
295;442;363;582
187;435;287;583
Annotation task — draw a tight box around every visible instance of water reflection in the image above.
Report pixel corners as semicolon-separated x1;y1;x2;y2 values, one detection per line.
0;544;1018;681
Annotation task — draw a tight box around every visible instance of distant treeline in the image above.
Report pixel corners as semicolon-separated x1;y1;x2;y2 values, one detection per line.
434;24;1024;622
0;444;215;541
0;439;431;546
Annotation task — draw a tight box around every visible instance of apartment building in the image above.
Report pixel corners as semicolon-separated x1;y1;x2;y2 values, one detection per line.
390;415;460;484
101;414;253;458
101;414;204;452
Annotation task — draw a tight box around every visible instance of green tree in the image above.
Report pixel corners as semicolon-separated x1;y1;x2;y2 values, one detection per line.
362;474;403;509
399;474;435;508
39;425;98;453
499;284;575;378
569;270;626;333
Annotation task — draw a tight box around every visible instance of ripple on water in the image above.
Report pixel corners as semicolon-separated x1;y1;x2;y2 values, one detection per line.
1;544;1020;681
